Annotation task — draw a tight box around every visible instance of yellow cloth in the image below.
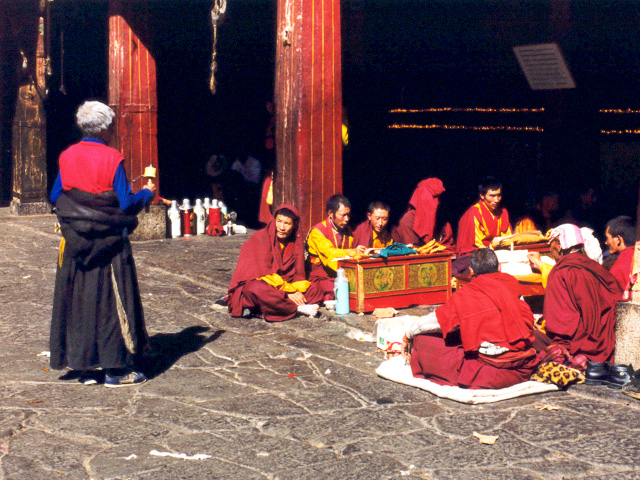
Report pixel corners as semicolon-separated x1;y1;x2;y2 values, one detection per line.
307;226;355;272
539;262;553;289
342;124;349;146
416;239;448;255
58;238;65;268
372;230;393;249
515;218;536;234
258;273;311;293
266;180;273;206
491;231;544;249
472;207;512;250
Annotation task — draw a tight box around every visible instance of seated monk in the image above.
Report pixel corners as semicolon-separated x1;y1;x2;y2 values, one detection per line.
403;248;541;389
543;224;621;363
604;215;635;300
392;178;454;248
454;176;511;275
306;194;367;299
352;201;393;252
228;205;323;321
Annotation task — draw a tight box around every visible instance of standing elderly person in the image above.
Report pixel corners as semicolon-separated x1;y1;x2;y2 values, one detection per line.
542;224;621;365
50;100;155;387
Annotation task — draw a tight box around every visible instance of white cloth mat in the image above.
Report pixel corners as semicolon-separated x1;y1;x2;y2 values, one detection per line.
376;355;558;404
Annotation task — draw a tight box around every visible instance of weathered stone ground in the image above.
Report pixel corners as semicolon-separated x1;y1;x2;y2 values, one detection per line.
1;209;640;480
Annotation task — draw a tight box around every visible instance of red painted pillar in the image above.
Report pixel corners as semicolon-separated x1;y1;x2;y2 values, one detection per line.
108;0;158;200
274;0;342;233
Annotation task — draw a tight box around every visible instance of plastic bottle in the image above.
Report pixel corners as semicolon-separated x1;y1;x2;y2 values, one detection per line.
181;199;193;236
194;199;206;235
168;200;181;238
203;198;211;227
334;268;350;315
219;201;228;221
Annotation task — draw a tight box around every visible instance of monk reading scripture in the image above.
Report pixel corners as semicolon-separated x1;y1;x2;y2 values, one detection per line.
306;195;367;299
228;205;323;321
454;176;511;275
392;178;454;248
543;224;621;363
403;249;541;389
352;201;393;251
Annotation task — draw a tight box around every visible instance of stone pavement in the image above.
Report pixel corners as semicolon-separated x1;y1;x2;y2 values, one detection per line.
1;210;640;480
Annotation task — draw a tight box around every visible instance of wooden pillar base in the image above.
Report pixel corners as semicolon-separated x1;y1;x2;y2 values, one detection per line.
9;200;50;215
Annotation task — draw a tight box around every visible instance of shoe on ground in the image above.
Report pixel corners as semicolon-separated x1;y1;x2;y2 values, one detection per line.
79;371;103;385
297;304;319;317
622;368;640;400
584;361;609;386
104;371;147;388
215;295;229;306
606;363;632;389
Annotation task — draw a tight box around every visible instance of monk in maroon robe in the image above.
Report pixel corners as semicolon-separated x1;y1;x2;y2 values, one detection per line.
392;178;454;248
306;194;367;299
604;215;635;299
405;249;541;389
544;224;621;362
454;177;511;275
352;201;393;250
228;204;323;321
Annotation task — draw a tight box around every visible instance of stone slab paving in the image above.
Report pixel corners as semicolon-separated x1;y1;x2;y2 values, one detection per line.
1;210;640;480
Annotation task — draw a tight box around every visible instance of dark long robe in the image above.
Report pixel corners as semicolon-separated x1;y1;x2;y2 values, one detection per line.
50;189;148;370
228;204;323;321
544;253;621;362
410;272;540;389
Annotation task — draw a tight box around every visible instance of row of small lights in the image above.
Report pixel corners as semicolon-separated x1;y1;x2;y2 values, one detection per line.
388;107;640;133
388;124;640;134
389;107;640;114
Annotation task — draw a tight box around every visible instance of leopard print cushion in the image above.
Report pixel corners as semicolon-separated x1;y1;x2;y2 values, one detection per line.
531;361;585;388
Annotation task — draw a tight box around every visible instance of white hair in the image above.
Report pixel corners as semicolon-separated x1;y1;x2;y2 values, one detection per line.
75;101;115;136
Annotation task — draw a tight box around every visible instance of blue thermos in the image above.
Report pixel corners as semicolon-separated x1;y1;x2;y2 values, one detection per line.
334;268;350;315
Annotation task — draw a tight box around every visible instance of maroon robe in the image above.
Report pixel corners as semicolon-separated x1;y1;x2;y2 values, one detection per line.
609;246;633;296
352;220;392;248
228;204;322;321
410;272;540;389
392;178;453;248
544;253;621;362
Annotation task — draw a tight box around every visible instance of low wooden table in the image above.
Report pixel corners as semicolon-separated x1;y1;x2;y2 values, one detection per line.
454;272;544;297
337;253;453;313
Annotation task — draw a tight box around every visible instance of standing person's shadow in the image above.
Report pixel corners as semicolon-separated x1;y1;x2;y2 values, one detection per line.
141;326;224;379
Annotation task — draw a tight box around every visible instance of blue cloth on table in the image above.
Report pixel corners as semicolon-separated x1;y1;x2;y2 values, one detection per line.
371;243;417;259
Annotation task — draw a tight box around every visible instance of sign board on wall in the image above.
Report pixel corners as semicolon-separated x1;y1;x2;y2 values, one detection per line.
513;43;576;90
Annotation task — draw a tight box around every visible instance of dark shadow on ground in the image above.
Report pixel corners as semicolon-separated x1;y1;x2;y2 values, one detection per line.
142;326;225;379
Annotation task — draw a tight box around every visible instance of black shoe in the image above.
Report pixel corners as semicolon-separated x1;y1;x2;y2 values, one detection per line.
622;365;640;399
606;363;632;389
215;295;228;306
584;361;609;386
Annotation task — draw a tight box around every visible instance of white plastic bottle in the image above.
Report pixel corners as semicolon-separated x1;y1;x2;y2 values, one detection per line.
168;200;181;238
194;199;206;235
334;268;350;315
